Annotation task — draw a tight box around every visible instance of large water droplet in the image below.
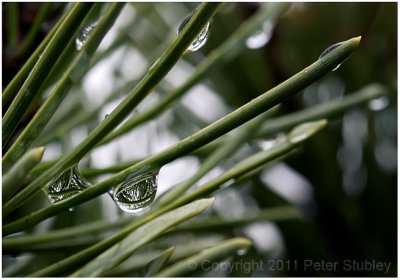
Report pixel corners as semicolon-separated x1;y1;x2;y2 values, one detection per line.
112;172;158;213
47;166;89;203
76;22;98;51
178;14;210;52
319;41;345;71
246;20;275;49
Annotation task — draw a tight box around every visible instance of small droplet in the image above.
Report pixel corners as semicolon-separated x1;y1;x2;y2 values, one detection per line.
246;20;275;49
319;41;344;71
369;96;389;111
237;248;248;256
112;172;158;213
76;21;98;51
319;42;343;59
220;178;236;189
257;135;283;151
47;166;89;203
288;120;327;145
68;207;75;212
178;14;210;52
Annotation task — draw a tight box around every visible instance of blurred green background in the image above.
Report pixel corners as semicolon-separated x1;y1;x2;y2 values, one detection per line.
2;2;397;277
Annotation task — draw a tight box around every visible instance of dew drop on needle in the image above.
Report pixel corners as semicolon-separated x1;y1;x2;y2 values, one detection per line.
76;21;98;51
112;172;158;213
245;20;275;49
319;41;345;71
369;96;389;111
319;42;343;59
178;14;210;52
46;166;89;203
237;248;248;256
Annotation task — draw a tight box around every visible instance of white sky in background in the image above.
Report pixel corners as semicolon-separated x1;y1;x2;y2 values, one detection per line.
261;162;314;206
244;221;284;256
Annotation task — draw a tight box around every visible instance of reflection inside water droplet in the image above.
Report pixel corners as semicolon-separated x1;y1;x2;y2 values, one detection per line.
112;172;158;213
76;21;98;51
178;14;210;52
47;166;89;203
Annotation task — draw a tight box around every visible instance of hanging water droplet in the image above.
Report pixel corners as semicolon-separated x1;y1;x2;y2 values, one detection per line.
112;172;158;213
369;96;389;111
220;178;236;189
236;248;248;256
245;20;275;49
76;21;98;51
257;134;285;151
178;14;210;52
319;41;345;71
319;42;343;59
178;14;192;34
68;207;75;212
47;166;89;203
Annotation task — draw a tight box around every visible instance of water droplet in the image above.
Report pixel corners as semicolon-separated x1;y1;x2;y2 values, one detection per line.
112;172;158;213
178;14;210;52
369;96;389;111
68;207;75;212
76;21;98;51
288;120;327;145
319;41;345;71
257;134;285;151
47;166;89;203
236;248;248;256
245;20;275;49
220;178;236;189
319;42;343;59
